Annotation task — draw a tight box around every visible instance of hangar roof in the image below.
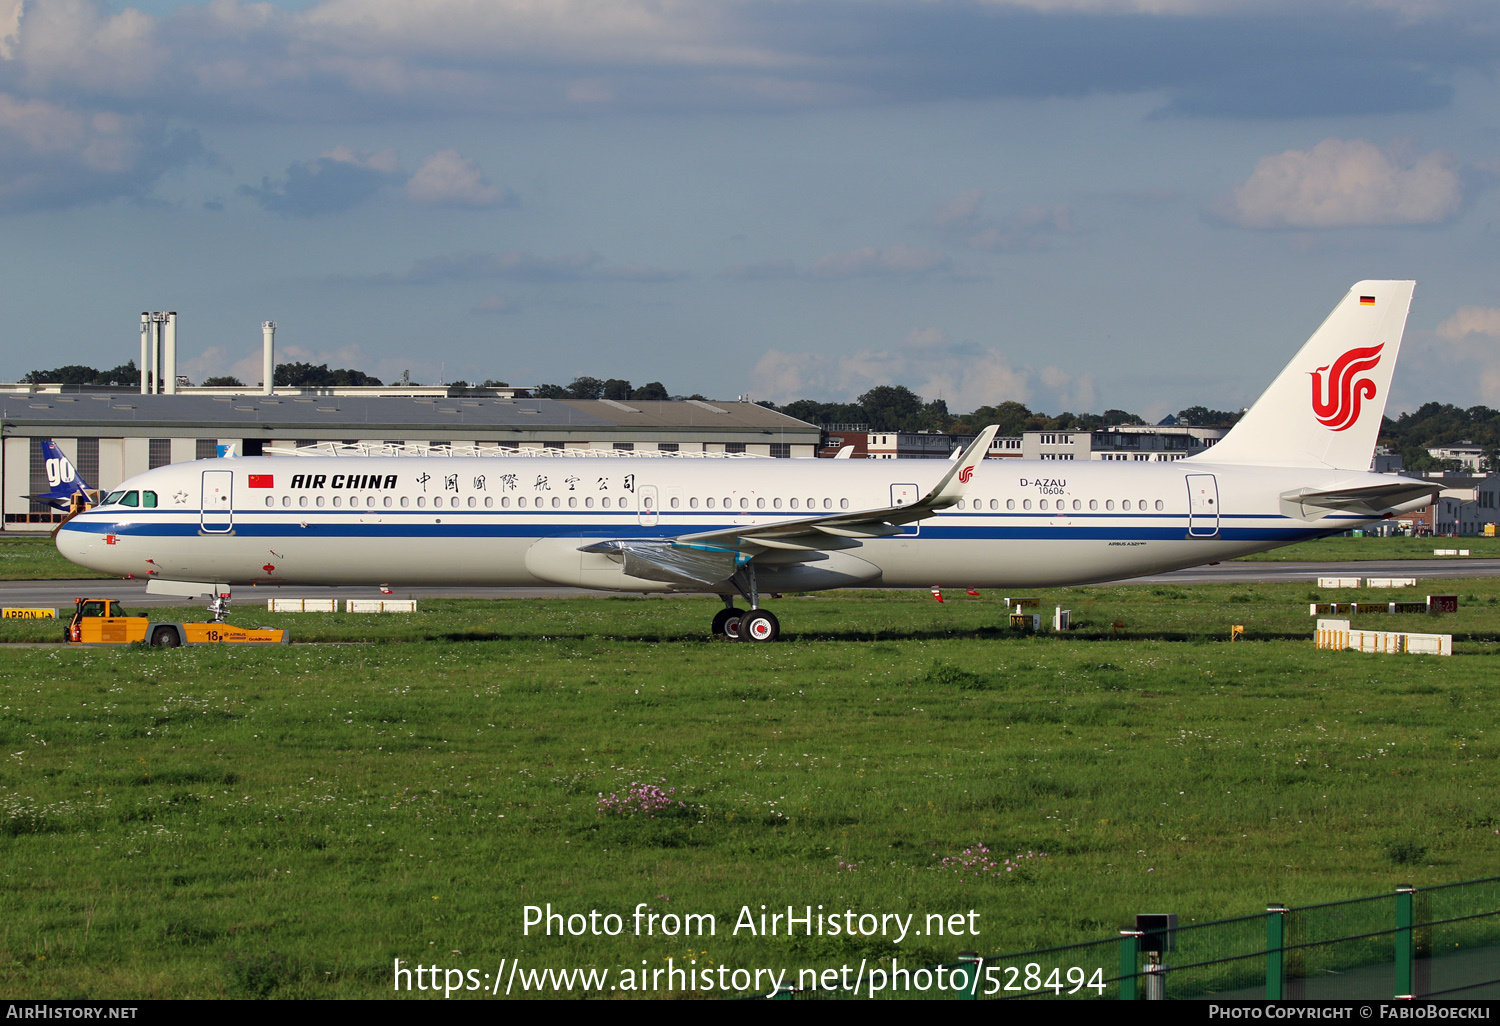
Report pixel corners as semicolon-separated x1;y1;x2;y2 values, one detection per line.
0;394;817;439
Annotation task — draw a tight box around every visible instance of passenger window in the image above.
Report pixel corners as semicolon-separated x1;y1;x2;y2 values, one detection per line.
1022;499;1032;510
990;499;1000;510
265;496;275;507
470;496;479;508
316;496;325;507
282;496;292;507
1105;499;1114;511
1072;499;1081;511
740;498;749;509
566;497;575;508
619;497;630;508
501;497;511;508
756;498;765;509
399;496;408;507
790;498;799;509
956;499;965;510
332;496;343;507
773;498;782;509
1039;499;1048;510
689;497;698;509
1155;499;1164;510
513;497;522;508
1006;499;1015;510
433;496;443;508
120;491;139;507
1089;499;1098;511
417;496;427;508
724;497;732;508
367;496;376;507
1139;499;1147;510
300;496;309;508
706;497;715;509
1122;500;1131;511
584;497;593;508
840;498;849;509
552;497;560;508
823;498;832;510
600;497;609;509
485;496;493;508
143;491;158;508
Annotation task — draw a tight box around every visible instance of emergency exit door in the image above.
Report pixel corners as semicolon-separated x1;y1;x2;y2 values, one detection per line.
201;471;233;533
1186;474;1219;538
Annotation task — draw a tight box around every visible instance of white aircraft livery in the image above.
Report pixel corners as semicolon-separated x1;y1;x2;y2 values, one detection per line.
57;281;1439;641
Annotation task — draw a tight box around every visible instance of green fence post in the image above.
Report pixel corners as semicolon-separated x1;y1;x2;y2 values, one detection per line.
1266;905;1288;1001
1396;886;1415;999
955;953;982;1000
1119;930;1142;1000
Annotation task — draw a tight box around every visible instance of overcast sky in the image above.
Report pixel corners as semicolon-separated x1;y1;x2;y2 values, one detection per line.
4;0;1500;420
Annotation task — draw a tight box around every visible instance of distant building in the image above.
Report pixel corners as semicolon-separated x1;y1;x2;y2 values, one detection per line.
1426;440;1486;472
2;392;820;530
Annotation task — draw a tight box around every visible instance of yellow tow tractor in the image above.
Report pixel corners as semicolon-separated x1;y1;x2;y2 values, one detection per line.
66;598;290;647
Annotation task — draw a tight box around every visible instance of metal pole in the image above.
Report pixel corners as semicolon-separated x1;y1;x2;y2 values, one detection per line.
1396;886;1415;998
1144;961;1168;1000
1266;905;1287;1000
149;314;161;394
163;312;177;394
262;321;275;395
139;313;149;394
1119;930;1142;1000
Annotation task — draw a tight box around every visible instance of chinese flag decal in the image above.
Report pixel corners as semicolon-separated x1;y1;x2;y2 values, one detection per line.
248;475;274;488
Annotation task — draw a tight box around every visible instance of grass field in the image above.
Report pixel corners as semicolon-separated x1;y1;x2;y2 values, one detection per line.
1;584;1498;999
1236;535;1500;561
0;535;106;581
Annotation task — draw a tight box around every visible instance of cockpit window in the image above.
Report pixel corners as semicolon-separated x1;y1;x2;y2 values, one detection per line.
102;490;126;506
142;491;157;508
118;491;139;507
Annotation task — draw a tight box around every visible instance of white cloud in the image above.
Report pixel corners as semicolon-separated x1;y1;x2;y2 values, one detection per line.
1217;138;1463;229
927;189;1078;252
1436;306;1500;339
810;243;949;278
751;328;1100;413
4;0;163;95
405;148;511;207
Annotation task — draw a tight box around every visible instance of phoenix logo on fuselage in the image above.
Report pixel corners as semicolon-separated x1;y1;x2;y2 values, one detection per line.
1310;343;1383;432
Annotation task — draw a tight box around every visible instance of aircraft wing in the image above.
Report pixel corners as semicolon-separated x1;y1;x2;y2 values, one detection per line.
1279;478;1440;521
578;427;999;585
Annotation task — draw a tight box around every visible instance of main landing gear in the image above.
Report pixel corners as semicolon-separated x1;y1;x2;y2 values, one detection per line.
712;566;781;642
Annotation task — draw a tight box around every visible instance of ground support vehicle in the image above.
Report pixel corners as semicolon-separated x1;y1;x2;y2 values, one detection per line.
66;598;290;647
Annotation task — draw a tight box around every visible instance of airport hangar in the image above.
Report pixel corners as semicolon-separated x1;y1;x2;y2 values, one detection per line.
0;388;822;532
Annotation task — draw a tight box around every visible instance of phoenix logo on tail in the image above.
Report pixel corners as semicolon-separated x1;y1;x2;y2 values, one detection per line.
1310;344;1384;432
958;465;975;484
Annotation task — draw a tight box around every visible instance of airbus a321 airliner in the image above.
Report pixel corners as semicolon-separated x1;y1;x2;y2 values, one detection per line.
57;281;1439;641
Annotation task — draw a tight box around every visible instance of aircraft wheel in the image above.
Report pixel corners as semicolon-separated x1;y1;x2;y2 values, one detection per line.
711;607;744;637
722;613;745;641
150;626;181;648
739;609;780;643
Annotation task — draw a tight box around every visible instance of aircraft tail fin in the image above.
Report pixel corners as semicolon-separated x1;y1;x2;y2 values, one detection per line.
27;440;92;510
1192;280;1414;471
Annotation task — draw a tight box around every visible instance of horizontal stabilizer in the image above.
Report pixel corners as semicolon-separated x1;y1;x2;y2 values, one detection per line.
1279;479;1439;521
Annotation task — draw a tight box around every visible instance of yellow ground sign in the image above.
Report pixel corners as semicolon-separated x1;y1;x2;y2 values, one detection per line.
3;608;57;619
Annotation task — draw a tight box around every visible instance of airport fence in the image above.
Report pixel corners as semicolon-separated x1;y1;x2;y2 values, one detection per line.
753;877;1500;1000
